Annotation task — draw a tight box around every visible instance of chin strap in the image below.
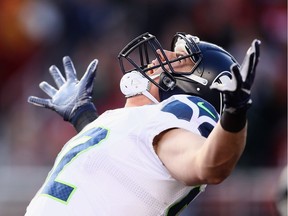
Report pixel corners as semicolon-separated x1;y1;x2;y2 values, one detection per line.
141;90;159;104
120;71;160;104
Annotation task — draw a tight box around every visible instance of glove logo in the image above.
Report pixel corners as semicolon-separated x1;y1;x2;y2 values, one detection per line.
211;71;232;87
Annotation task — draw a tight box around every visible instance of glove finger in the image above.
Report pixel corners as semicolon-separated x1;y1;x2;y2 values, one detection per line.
230;64;242;90
244;53;256;88
243;39;261;89
240;44;254;82
79;59;98;94
49;65;65;88
39;81;57;98
27;96;52;108
240;39;261;82
251;39;261;72
63;56;77;82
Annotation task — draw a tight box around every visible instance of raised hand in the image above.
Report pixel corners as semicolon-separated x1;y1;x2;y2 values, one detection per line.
210;39;261;132
28;56;99;132
210;39;261;114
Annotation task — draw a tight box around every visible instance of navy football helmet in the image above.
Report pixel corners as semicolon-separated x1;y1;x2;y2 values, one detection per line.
118;32;239;114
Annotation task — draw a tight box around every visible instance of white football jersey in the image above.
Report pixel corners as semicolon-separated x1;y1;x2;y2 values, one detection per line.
25;95;219;216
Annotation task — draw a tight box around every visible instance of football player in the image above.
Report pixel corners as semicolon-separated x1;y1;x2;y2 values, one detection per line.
26;32;260;216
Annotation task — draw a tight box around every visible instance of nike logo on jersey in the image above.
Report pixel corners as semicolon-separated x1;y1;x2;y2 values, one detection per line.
197;102;216;119
161;96;219;138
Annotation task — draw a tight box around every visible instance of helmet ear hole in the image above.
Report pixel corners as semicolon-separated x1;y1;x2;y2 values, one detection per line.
159;73;176;91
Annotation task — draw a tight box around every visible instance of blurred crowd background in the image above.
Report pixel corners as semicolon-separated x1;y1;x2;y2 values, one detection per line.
0;0;286;215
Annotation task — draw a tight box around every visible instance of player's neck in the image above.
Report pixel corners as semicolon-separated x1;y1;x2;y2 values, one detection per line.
124;95;155;107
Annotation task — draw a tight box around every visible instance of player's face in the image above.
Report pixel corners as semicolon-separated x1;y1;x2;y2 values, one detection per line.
147;49;195;76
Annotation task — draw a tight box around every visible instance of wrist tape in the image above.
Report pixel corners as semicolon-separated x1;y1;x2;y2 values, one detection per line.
220;110;247;133
71;103;98;132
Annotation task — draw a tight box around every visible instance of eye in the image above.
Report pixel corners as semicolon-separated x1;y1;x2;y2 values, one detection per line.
176;52;186;63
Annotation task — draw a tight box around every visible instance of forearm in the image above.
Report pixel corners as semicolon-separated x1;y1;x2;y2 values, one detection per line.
198;121;247;184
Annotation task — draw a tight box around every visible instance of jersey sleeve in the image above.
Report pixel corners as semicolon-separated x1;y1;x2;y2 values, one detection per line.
149;95;219;138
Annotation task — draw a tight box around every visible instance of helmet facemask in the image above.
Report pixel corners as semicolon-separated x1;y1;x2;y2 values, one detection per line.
118;32;238;114
118;32;203;92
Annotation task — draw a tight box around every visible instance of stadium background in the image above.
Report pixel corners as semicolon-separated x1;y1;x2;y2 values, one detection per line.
0;0;286;215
